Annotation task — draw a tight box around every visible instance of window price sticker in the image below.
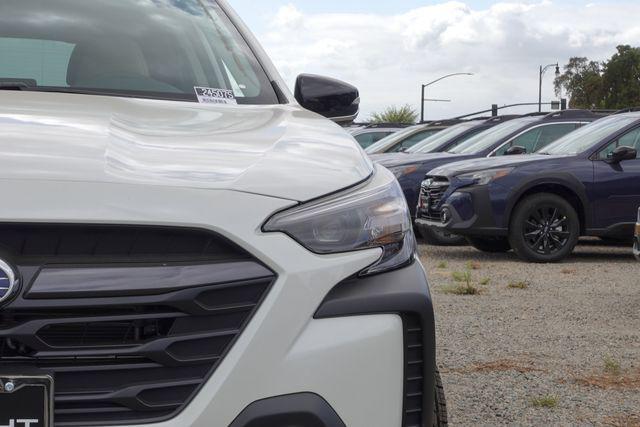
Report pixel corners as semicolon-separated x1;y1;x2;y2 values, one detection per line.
194;87;237;105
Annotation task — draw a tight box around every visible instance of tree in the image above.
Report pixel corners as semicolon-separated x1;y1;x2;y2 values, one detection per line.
601;45;640;109
554;57;604;109
370;104;418;124
555;45;640;109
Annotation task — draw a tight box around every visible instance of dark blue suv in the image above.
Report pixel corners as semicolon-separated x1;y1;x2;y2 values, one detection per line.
417;112;640;262
378;110;601;244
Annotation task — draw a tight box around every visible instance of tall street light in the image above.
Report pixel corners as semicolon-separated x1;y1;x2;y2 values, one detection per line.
420;73;474;123
539;63;561;112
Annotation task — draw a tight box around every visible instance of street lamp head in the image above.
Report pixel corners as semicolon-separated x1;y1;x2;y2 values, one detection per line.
555;65;561;77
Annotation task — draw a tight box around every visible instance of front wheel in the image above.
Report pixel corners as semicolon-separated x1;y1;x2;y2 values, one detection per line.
466;236;511;253
434;369;448;426
420;226;466;246
508;193;580;263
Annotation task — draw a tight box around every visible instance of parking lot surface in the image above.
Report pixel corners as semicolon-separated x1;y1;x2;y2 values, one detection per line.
420;239;640;426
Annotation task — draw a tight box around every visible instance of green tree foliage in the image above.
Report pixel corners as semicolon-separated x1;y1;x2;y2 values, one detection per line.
555;45;640;109
370;104;418;124
554;57;604;109
601;45;640;109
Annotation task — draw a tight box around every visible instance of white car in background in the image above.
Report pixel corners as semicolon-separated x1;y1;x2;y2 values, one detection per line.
0;0;446;426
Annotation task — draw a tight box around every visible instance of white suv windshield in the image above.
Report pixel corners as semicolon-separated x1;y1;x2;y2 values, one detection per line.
0;0;278;104
448;117;539;154
542;115;638;155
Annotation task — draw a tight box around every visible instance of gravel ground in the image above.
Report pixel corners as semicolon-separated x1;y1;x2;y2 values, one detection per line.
419;238;640;426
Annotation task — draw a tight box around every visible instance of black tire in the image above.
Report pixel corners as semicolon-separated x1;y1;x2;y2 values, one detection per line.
466;236;511;253
420;226;466;246
434;369;448;426
508;193;580;263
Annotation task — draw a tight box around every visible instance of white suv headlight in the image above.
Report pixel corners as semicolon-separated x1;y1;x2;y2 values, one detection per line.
263;173;416;275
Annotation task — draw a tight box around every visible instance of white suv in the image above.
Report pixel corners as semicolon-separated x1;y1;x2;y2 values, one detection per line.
0;1;445;426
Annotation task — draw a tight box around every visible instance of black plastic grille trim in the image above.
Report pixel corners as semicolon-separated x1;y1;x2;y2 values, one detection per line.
0;224;275;426
419;178;450;222
402;314;425;427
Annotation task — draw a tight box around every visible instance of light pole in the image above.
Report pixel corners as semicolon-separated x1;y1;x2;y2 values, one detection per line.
539;63;561;112
420;73;473;123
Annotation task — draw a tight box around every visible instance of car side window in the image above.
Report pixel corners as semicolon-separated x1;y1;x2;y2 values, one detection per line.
494;123;581;156
534;123;581;152
390;130;437;152
354;132;392;148
494;127;542;156
597;127;640;160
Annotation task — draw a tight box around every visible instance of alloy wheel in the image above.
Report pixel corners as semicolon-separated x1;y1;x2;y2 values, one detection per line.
522;205;572;255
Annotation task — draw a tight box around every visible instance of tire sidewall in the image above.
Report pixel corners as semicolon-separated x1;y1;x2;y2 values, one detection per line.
509;193;580;262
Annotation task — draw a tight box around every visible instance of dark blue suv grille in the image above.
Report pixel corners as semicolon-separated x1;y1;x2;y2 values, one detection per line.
419;178;450;221
0;224;275;426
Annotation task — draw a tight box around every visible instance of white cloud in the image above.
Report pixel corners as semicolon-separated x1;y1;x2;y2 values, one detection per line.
257;1;640;120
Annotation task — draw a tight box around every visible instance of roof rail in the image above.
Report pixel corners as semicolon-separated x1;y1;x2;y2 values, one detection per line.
543;109;609;120
614;107;640;115
424;119;463;126
364;122;414;129
522;112;550;117
483;114;521;123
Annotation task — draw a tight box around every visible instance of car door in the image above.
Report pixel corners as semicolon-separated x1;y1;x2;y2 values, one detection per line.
592;126;640;228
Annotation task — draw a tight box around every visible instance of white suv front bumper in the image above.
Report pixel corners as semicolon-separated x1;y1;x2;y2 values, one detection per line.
2;178;436;427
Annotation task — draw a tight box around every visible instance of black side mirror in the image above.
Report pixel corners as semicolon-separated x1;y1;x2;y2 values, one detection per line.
505;145;527;155
606;145;637;164
294;74;359;124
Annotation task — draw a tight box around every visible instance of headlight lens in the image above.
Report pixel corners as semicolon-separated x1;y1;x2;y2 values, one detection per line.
458;167;514;186
263;175;416;275
388;165;418;179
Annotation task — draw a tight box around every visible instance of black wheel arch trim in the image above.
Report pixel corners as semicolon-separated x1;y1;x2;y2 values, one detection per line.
229;392;346;427
505;173;591;229
315;260;436;427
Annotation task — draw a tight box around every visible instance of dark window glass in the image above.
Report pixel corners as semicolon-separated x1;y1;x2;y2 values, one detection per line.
354;132;394;148
598;127;640;160
390;129;442;152
495;123;580;156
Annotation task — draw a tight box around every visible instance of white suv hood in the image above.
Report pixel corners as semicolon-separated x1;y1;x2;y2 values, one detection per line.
0;92;372;202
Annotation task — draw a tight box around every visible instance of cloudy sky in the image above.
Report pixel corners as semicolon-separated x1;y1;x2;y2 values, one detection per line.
229;0;640;120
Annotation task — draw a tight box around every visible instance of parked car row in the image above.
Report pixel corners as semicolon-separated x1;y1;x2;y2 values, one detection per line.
404;111;640;262
371;110;601;245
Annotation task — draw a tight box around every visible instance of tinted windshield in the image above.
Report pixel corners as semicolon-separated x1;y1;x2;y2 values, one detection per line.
408;122;480;153
448;117;539;154
543;115;638;155
0;0;278;104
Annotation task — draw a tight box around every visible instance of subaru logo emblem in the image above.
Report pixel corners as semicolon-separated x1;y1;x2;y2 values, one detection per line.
0;260;17;305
